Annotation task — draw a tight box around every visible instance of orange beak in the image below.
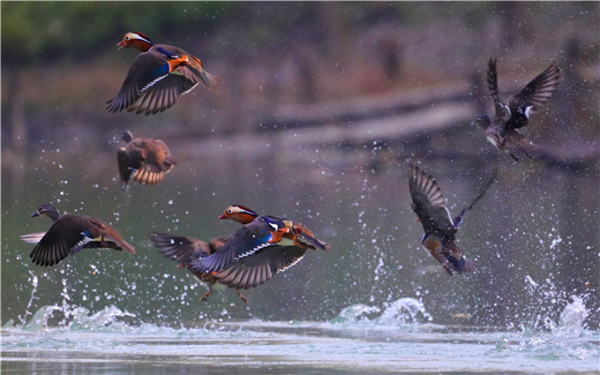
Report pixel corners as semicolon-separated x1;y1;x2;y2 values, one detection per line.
218;213;227;220
117;41;125;50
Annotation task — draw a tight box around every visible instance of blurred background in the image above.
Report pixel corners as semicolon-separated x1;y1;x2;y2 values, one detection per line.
2;2;599;330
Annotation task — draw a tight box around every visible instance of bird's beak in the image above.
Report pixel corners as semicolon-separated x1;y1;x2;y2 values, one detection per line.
31;212;40;218
117;41;125;50
218;213;227;220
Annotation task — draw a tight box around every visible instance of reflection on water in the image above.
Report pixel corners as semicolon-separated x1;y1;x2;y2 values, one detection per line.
2;298;599;374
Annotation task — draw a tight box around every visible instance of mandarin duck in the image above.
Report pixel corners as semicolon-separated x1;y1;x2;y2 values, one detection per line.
117;130;178;189
473;58;560;161
20;204;135;267
107;32;221;115
150;232;248;303
219;204;330;253
191;210;330;290
408;165;496;276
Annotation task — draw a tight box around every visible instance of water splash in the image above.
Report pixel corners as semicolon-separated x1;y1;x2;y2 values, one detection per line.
17;271;39;326
488;293;597;361
329;297;432;326
554;295;589;335
329;304;380;324
20;305;137;332
58;278;72;326
376;298;433;325
23;305;62;331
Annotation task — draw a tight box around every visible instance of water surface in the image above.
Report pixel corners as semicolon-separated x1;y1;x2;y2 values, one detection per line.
2;298;599;374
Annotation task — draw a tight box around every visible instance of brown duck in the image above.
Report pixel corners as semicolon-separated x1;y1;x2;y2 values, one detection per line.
21;204;135;267
473;58;560;161
117;130;178;190
107;32;221;115
150;232;248;303
408;165;495;276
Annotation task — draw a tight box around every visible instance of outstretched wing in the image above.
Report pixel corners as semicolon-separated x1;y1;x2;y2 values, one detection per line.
487;58;510;125
189;217;286;273
453;166;497;227
126;74;198;115
213;246;306;289
107;52;171;114
507;62;560;129
151;232;210;265
29;216;93;267
408;164;455;238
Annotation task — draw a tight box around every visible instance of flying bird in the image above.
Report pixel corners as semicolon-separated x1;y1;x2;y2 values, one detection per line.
21;204;135;267
408;165;495;275
190;208;330;290
107;32;221;115
151;232;248;303
117;130;178;189
473;58;560;161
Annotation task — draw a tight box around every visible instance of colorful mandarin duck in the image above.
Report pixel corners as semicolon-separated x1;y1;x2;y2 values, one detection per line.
20;204;135;267
117;130;178;190
150;232;248;303
219;204;330;254
188;206;330;290
408;165;496;276
473;58;560;161
107;32;221;115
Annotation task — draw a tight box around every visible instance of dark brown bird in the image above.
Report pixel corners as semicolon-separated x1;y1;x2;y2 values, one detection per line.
21;204;135;267
150;232;248;303
117;130;178;190
107;31;221;115
408;165;495;276
473;58;560;161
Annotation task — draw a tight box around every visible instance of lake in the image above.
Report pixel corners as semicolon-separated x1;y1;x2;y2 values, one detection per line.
2;296;599;374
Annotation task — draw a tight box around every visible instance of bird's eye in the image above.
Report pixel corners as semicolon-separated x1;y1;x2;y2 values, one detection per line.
125;36;130;40
227;209;232;213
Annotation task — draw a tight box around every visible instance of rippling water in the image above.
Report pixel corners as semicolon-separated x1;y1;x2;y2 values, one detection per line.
2;297;598;374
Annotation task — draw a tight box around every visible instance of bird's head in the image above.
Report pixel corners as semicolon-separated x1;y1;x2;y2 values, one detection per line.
117;32;154;51
218;205;259;224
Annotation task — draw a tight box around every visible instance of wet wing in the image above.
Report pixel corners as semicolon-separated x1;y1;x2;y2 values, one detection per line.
507;62;560;129
151;232;210;265
408;164;455;238
29;215;95;266
214;246;306;289
486;58;509;125
126;73;198;115
190;218;282;273
107;52;172;113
